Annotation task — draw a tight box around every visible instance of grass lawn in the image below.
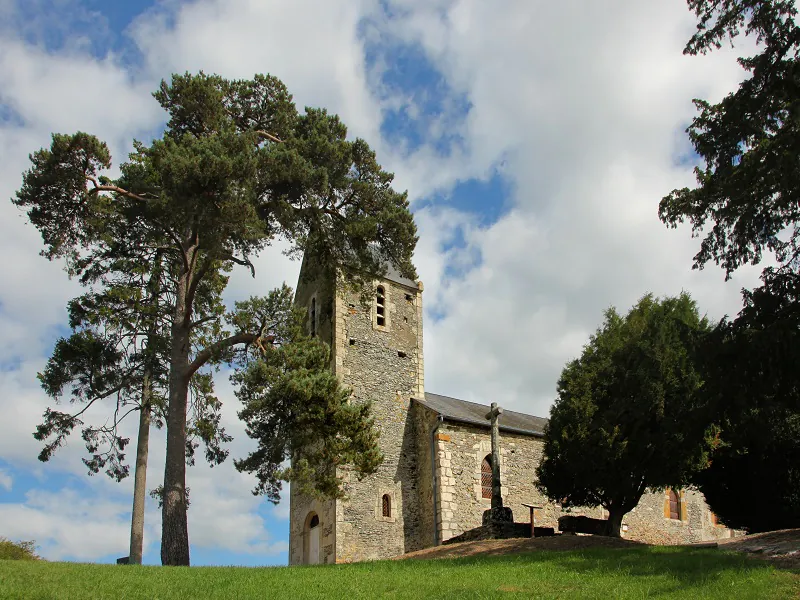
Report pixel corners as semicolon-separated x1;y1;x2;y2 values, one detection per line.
1;546;798;599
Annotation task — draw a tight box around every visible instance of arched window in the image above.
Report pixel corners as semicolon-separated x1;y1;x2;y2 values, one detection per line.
310;297;316;337
481;454;493;499
309;514;319;528
382;494;391;518
668;489;681;520
376;286;386;327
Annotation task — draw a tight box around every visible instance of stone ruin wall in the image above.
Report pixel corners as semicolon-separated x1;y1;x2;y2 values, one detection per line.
332;276;427;561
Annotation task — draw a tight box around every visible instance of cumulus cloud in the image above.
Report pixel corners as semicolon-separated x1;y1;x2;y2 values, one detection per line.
0;488;132;561
369;0;765;416
0;468;11;492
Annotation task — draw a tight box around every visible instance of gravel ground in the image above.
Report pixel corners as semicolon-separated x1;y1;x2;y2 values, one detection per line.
715;529;800;571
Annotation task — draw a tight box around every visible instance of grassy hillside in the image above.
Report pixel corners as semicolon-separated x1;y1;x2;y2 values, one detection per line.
1;547;797;599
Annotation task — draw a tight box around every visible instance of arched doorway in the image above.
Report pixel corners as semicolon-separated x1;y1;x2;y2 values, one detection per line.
303;512;321;565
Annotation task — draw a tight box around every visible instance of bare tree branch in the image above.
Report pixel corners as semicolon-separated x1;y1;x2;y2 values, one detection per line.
223;253;255;278
255;131;284;144
86;176;149;203
187;332;258;378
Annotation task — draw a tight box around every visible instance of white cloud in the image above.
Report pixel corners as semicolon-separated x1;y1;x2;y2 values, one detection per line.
363;0;766;417
0;488;132;561
0;468;11;492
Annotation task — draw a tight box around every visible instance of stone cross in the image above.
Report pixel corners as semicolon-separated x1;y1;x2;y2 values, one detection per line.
485;402;504;509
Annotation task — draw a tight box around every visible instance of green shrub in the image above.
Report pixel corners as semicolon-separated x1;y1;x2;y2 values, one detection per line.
0;538;41;561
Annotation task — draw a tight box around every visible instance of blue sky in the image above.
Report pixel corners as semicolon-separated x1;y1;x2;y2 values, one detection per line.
0;0;763;567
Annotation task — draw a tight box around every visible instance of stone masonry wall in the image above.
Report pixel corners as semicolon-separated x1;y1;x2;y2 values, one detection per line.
288;261;336;565
434;422;603;541
623;488;735;544
433;421;734;545
332;276;427;561
288;494;337;565
410;402;439;550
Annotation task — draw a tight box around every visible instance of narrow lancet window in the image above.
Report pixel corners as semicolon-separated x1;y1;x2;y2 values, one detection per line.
376;286;386;327
382;494;391;518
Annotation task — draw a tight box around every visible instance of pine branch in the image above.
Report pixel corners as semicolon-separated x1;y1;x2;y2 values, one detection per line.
255;131;284;144
187;332;258;378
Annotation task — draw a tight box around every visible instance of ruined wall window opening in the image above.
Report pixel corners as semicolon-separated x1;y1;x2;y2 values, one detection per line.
376;286;386;326
310;297;316;338
668;489;681;520
481;455;493;499
382;494;391;518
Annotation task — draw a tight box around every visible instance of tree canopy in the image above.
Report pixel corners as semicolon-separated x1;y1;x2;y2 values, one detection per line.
659;0;800;533
536;293;714;537
692;269;800;531
660;0;800;280
13;71;416;565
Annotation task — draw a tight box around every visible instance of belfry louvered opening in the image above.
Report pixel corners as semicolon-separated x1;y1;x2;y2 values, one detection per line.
376;286;386;326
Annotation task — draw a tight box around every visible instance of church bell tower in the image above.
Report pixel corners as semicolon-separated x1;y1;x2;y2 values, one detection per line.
287;256;425;564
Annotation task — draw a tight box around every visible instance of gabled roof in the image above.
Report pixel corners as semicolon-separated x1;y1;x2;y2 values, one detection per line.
414;392;548;437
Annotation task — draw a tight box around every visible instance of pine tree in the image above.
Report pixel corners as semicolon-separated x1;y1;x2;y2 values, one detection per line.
14;72;416;565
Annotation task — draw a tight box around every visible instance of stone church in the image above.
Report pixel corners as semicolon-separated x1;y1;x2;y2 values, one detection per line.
288;258;735;565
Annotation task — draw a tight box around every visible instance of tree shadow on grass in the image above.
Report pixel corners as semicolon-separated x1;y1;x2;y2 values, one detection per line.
438;546;780;594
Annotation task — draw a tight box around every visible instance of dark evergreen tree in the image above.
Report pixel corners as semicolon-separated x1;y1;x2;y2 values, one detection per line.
660;0;800;532
536;294;714;537
694;269;800;531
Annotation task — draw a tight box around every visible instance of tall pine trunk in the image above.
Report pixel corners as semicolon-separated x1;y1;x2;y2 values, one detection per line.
161;270;192;566
128;375;151;565
130;253;161;565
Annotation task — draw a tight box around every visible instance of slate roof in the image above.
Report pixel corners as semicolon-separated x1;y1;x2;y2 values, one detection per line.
381;260;418;289
414;392;548;437
370;247;417;289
